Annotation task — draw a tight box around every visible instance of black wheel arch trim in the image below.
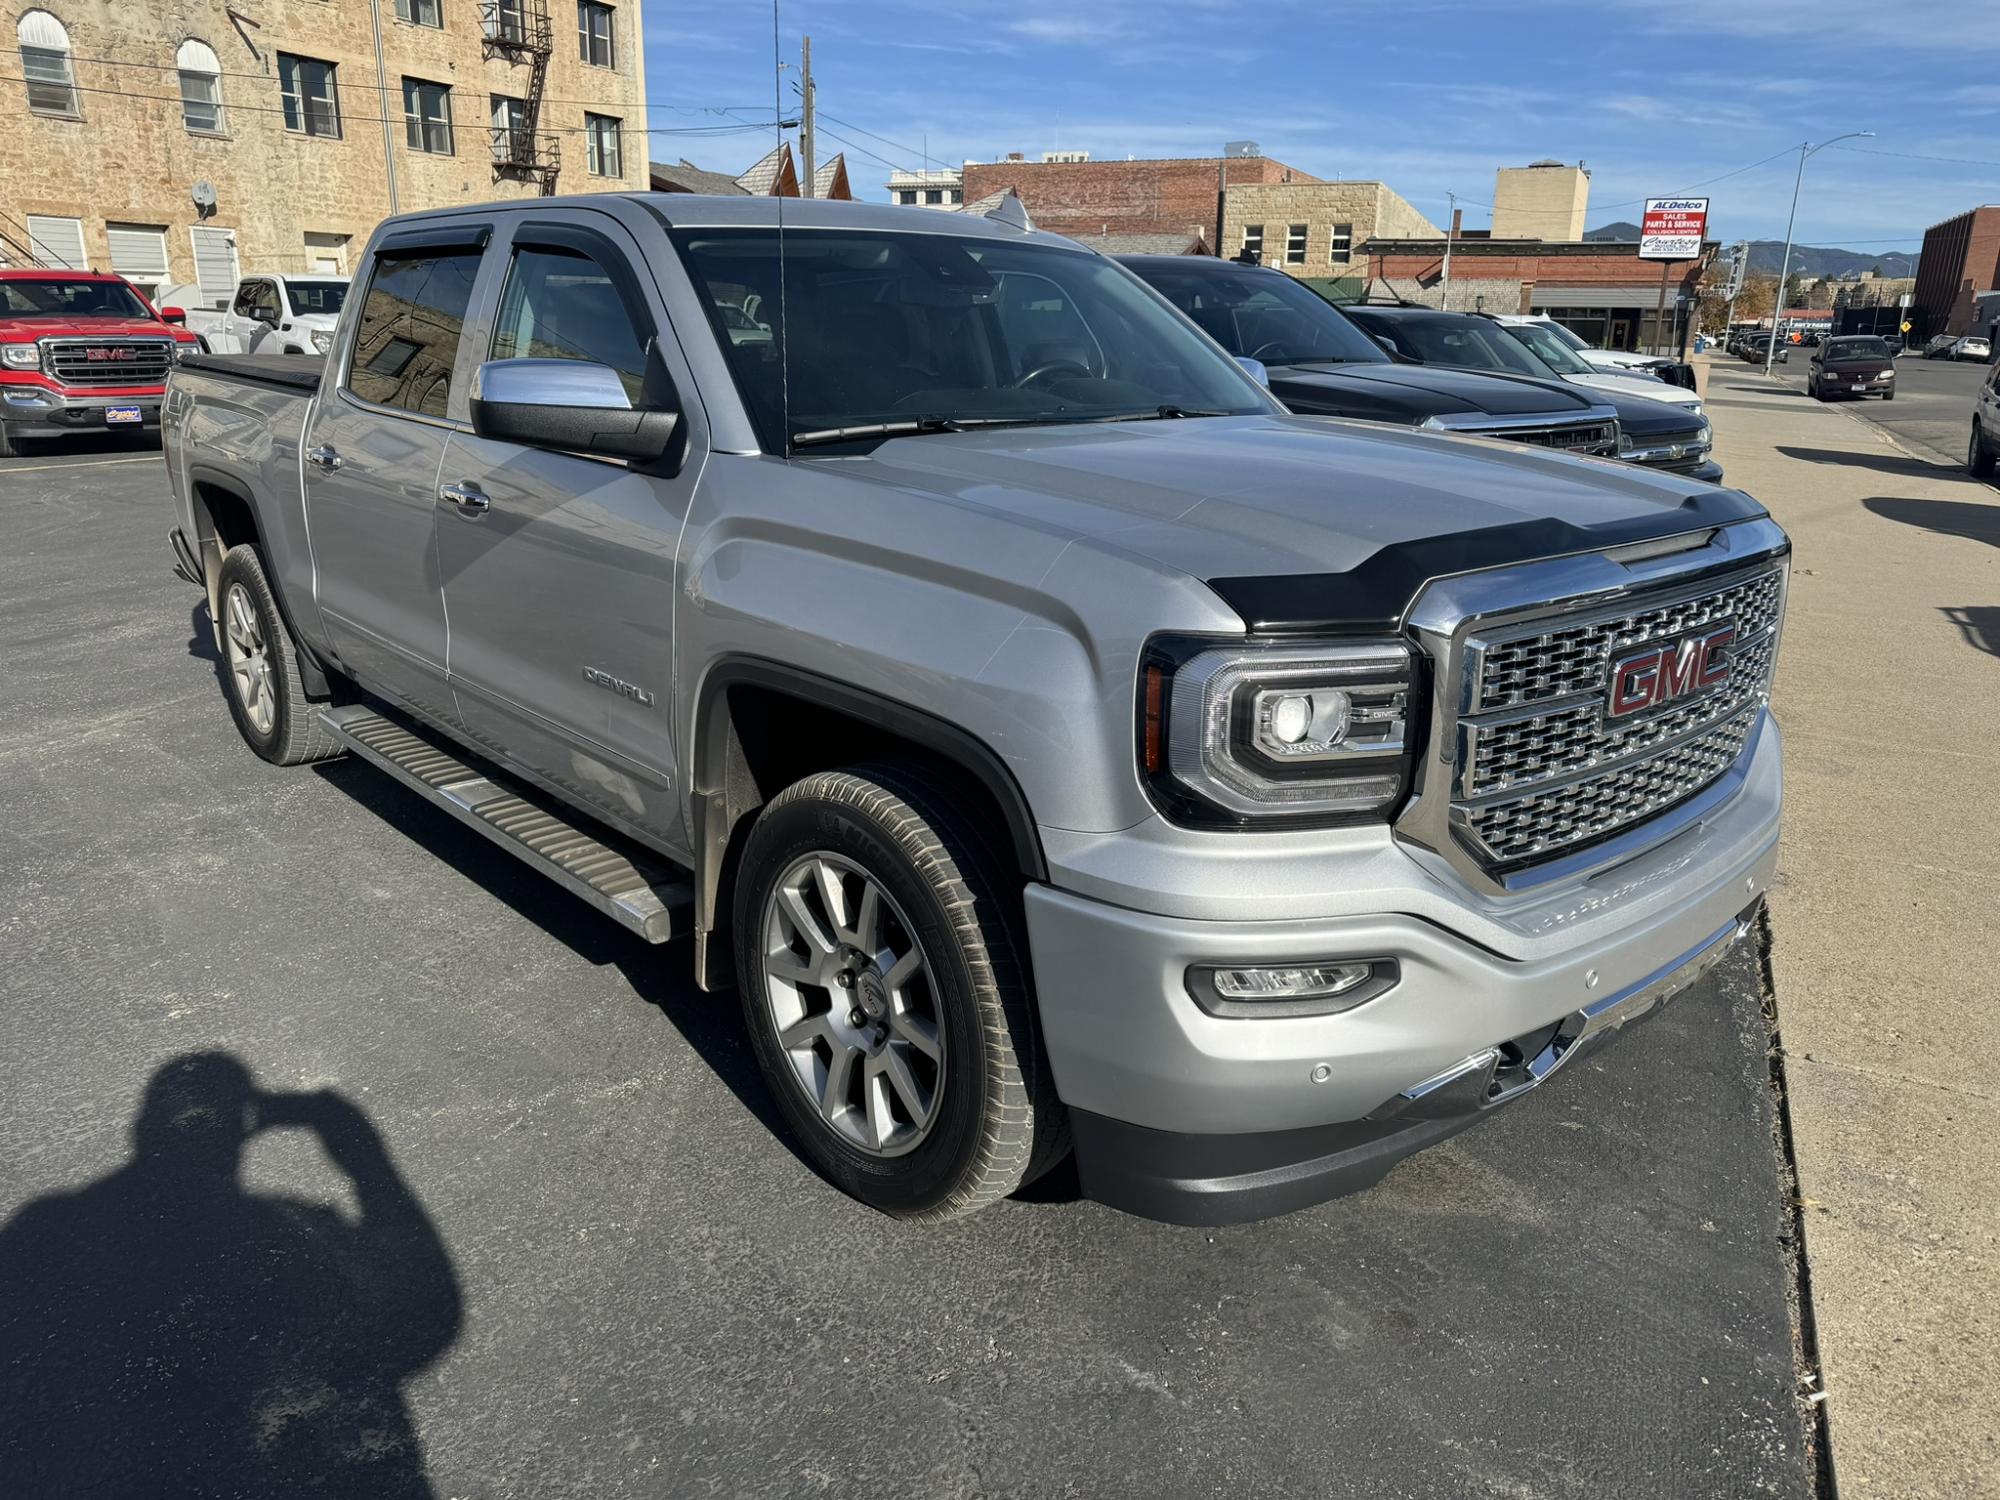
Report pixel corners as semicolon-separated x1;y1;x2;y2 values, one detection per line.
1205;486;1770;633
183;463;334;699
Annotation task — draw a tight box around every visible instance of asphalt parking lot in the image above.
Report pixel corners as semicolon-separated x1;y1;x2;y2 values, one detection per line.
1755;346;1988;467
0;446;1816;1498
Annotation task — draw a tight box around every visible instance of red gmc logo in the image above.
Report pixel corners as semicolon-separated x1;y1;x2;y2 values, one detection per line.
1608;626;1735;718
84;347;134;361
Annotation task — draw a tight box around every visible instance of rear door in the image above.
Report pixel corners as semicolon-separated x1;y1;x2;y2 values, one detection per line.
432;211;704;849
305;222;492;720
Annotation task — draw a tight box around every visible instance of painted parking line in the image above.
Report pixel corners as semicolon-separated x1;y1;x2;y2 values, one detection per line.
0;457;163;475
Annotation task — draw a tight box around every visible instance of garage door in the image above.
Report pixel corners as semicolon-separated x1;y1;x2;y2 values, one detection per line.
190;226;239;309
25;214;86;269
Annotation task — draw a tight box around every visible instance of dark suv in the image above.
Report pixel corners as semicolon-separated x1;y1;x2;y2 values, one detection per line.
1120;256;1620;458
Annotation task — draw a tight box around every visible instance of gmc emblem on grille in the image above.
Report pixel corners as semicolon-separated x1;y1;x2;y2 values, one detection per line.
84;347;135;362
1608;626;1735;718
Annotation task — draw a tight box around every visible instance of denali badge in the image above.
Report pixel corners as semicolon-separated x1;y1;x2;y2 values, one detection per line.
1607;626;1734;718
582;666;655;706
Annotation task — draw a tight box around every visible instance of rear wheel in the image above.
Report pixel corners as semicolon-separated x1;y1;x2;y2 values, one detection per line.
214;544;345;766
734;763;1065;1221
1971;423;1996;479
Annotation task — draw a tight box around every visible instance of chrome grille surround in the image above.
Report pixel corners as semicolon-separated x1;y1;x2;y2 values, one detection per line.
1395;517;1790;896
1422;404;1623;459
39;336;175;389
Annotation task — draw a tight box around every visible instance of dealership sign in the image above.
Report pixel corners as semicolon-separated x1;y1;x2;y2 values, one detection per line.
1640;197;1710;260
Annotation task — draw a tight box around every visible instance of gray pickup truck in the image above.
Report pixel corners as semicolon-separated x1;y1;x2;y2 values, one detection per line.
164;195;1788;1225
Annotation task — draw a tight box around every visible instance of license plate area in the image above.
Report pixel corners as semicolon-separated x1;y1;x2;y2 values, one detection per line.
104;406;143;425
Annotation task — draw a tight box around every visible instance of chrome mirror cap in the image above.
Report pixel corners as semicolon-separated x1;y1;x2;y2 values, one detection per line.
473;358;632;411
1234;355;1270;388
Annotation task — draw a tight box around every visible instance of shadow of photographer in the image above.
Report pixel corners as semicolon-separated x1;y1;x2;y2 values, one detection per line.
0;1053;461;1498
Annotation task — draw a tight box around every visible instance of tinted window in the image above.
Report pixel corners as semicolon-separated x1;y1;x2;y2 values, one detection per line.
348;248;482;416
491;244;649;400
288;280;348;315
1129;264;1387;365
0;278;151;318
1350;311;1550;377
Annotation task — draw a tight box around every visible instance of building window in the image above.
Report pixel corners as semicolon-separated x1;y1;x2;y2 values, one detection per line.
577;1;615;67
19;11;78;116
896;189;916;205
924;188;943;205
403;77;453;155
107;222;170;299
1286;224;1307;265
279;54;341;138
25;214;86;270
177;39;223;133
395;0;443;26
946;188;961;204
1330;223;1353;265
304;231;350;275
1241;224;1264;261
584;112;621;177
490;93;528;162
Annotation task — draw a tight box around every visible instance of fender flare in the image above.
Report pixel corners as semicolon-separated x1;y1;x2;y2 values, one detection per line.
184;464;333;700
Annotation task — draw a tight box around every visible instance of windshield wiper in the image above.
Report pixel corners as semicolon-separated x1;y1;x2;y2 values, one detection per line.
789;415;1056;449
1091;405;1237;423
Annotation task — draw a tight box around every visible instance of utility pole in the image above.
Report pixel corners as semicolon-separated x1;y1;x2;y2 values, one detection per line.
799;37;816;198
1765;132;1874;375
1440;193;1457;311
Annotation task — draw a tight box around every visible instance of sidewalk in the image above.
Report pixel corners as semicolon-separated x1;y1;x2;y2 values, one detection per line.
1706;366;2000;1497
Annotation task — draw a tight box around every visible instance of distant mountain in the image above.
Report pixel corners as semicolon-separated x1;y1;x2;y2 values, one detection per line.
1583;221;1916;278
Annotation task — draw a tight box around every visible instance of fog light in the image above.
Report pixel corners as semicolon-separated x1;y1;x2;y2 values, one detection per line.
1187;958;1397;1018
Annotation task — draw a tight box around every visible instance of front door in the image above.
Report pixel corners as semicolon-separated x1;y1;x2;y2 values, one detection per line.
432;213;700;851
306;234;488;721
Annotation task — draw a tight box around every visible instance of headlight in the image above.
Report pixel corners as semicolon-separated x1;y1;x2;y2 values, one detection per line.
310;329;333;354
1139;637;1413;826
171;341;196;364
1;342;40;370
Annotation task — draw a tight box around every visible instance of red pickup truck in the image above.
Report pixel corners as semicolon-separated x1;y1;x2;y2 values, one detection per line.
0;269;199;456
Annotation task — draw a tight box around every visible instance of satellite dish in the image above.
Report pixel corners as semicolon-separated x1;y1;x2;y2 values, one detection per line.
192;181;216;209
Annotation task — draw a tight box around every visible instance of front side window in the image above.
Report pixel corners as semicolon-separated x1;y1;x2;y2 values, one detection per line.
403;77;453;155
395;0;443;26
1285;224;1307;265
177;39;223;132
19;10;78;115
348;247;482;416
279;53;340;138
577;1;615;66
672;227;1271;451
1351;312;1550;377
1135;264;1389;366
491;243;650;400
1330;223;1353;264
584;112;621;177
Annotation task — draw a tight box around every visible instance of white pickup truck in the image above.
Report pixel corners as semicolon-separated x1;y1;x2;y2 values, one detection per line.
162;274;349;357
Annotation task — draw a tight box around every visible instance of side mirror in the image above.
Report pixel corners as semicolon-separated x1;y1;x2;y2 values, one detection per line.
470;356;680;464
1234;355;1270;388
159;306;186;325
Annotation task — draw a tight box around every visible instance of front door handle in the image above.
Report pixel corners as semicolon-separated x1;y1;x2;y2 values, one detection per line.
305;444;342;472
438;480;490;517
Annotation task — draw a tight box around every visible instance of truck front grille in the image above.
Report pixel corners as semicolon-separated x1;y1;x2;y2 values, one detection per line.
42;337;174;388
1467;418;1619;456
1450;562;1786;870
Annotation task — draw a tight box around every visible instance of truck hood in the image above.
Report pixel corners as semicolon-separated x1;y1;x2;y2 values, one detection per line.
1269;361;1595;418
1563;368;1702;409
845;413;1759;593
0;315;187;341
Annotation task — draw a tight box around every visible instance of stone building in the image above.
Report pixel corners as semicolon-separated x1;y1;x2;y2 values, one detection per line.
1;0;649;307
1219;180;1439;283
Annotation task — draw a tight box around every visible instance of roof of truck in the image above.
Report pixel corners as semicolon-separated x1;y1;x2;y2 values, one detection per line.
0;268;130;281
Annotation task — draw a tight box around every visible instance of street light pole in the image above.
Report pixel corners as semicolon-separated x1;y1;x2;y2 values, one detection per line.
1765;131;1874;375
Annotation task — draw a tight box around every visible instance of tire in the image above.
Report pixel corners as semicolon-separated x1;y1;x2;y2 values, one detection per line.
1808;377;1823;401
0;421;17;459
733;763;1065;1221
1882;390;1895;402
213;544;345;766
1971;423;1996;479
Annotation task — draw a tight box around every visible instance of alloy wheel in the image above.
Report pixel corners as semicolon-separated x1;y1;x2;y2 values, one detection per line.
760;851;945;1157
222;582;276;736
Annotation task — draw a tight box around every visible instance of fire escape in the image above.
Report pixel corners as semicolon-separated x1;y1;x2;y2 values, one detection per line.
481;0;560;195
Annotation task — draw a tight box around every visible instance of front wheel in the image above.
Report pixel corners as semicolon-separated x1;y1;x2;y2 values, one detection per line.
214;544;345;766
734;764;1065;1221
1971;423;1996;479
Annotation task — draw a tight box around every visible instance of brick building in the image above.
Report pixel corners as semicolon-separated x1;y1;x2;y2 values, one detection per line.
961;149;1313;249
1363;236;1714;352
2;0;649;306
1912;205;2000;339
1219;180;1438;285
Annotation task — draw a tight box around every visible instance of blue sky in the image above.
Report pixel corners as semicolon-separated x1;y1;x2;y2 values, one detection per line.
641;0;2000;253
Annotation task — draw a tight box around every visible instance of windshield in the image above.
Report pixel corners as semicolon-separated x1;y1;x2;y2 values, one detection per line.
1824;338;1891;363
288;280;348;315
0;278;153;319
1125;264;1388;366
1498;320;1596;376
1349;311;1554;378
672;228;1273;449
1537;320;1592;352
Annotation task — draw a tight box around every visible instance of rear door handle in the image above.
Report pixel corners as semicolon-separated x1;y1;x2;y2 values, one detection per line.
438;480;490;517
305;444;342;472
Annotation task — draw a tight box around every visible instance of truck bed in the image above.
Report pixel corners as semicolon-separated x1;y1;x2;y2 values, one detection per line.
178;351;323;393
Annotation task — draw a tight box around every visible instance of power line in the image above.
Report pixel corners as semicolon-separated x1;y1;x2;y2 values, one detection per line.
1830;144;2000;170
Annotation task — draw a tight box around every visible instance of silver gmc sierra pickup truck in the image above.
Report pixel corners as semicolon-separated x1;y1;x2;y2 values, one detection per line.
163;195;1788;1225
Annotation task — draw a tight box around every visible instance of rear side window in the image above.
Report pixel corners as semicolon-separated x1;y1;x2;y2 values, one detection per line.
490;243;650;401
348;248;482;416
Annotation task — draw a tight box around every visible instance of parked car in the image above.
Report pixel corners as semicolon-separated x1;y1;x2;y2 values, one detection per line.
1339;303;1722;481
1487;312;1677;377
1741;334;1788;364
1954;335;1992;362
165;195;1787;1226
1475;313;1706;413
1807;336;1897;401
1118;256;1620;457
1969;361;2000;480
161;275;349;356
1880;334;1905;357
0;269;198;456
1925;334;1960;359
